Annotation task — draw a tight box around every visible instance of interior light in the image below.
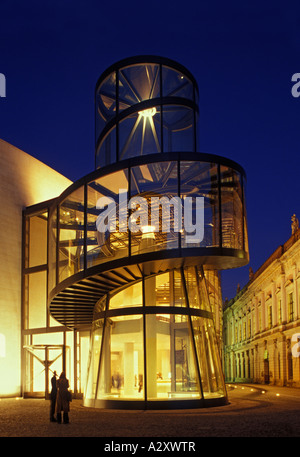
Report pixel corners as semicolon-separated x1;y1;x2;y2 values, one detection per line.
138;107;156;118
141;225;156;234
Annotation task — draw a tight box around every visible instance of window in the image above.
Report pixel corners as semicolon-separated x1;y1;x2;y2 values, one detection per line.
268;305;272;329
248;318;251;339
278;299;282;325
288;293;294;322
259;309;262;332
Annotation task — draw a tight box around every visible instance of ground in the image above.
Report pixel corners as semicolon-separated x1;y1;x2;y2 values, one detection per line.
0;384;299;442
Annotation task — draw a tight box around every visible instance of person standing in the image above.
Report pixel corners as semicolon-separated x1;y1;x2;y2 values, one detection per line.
56;372;71;424
50;371;57;422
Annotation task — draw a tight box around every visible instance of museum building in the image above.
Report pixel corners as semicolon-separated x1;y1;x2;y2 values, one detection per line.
0;56;249;408
223;218;300;387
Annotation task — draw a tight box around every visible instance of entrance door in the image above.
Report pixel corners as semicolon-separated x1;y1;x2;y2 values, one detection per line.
23;345;68;398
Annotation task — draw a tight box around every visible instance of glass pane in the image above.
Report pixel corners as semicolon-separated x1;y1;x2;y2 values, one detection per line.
96;127;116;168
109;282;143;309
162;66;194;100
85;319;104;400
27;212;48;268
96;72;117;123
87;169;129;268
146;314;201;400
97;315;144;400
184;266;211;312
180;161;219;248
119;107;161;160
220;166;243;250
25;271;47;329
48;208;57;292
144;271;186;307
118;64;160;112
191;316;226;398
163;106;194;152
59;187;85;282
130;162;179;254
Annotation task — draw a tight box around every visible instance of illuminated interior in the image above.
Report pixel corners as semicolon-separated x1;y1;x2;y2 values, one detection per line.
85;267;226;407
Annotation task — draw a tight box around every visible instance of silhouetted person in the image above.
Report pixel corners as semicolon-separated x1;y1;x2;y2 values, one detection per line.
56;372;71;424
50;370;57;422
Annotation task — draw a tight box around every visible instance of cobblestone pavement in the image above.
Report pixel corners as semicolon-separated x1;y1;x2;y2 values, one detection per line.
0;384;300;439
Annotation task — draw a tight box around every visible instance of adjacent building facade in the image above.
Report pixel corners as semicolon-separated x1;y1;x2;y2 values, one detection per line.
223;220;300;387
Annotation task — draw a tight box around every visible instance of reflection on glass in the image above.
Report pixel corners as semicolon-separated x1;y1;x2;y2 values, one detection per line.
220;165;243;250
146;314;201;399
130;162;179;254
48;209;57;292
96;127;117;168
144;271;186;307
184;267;211;312
162;66;194;100
119;106;161;160
85;319;104;400
58;187;85;282
118;64;160;112
97;315;144;400
26;212;48;268
163;106;194;153
180;162;219;248
87;169;129;267
191;316;225;398
97;71;117;122
109;282;142;309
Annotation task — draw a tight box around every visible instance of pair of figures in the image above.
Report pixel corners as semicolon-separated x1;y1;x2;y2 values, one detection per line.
50;371;71;424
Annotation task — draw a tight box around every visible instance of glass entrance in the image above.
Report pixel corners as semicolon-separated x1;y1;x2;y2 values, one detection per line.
23;345;69;398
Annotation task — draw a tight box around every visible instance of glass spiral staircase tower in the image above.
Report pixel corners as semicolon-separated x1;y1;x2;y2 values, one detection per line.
48;56;249;409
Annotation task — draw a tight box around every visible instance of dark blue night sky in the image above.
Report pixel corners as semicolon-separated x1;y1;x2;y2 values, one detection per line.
1;0;299;299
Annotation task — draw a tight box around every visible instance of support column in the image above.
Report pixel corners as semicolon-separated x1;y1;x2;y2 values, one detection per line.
281;272;287;324
293;265;298;321
145;276;157;398
124;342;135;396
261;292;266;332
272;281;277;326
278;335;287;386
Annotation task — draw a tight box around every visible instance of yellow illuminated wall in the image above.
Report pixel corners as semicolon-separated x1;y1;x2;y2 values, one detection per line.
0;139;71;396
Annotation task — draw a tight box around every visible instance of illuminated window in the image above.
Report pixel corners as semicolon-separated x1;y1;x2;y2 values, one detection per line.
268;305;272;329
288;293;294;322
278;299;282;324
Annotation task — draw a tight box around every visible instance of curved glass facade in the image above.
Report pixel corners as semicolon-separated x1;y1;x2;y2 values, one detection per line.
95;56;199;168
49;155;248;299
84;267;226;408
47;56;249;409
